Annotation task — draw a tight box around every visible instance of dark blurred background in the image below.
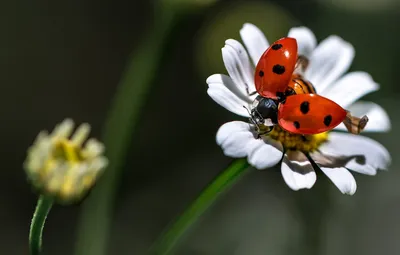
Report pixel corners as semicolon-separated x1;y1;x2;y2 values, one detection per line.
3;0;400;254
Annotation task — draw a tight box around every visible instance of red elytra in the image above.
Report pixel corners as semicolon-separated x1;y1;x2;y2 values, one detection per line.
252;37;355;135
254;37;298;99
278;94;347;134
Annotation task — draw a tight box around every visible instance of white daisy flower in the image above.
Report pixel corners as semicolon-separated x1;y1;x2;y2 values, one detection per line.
24;119;108;204
207;23;391;195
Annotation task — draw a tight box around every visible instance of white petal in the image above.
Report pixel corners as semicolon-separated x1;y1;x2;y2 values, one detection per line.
222;40;257;98
320;72;379;108
216;121;283;169
334;101;391;132
320;167;357;195
247;137;283;170
207;86;249;117
318;132;391;175
281;151;316;190
206;74;252;103
206;74;251;117
306;36;355;94
239;23;269;66
216;121;255;158
287;27;316;59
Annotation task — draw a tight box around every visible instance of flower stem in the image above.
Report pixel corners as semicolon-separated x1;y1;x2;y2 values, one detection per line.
29;195;53;255
73;4;178;255
149;158;250;255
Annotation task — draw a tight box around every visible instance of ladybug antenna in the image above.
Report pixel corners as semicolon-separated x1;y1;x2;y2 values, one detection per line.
243;105;252;116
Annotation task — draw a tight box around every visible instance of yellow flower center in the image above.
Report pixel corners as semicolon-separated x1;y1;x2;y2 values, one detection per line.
43;139;96;201
53;138;83;163
264;126;328;153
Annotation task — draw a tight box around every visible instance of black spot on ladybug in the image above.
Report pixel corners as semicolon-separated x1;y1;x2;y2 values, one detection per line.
259;70;264;77
272;65;285;75
293;121;300;129
324;115;332;127
300;101;310;114
271;44;283;50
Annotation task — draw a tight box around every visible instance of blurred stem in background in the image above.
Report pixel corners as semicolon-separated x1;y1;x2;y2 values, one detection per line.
73;0;219;254
29;195;53;255
297;182;330;255
73;3;178;255
149;159;250;255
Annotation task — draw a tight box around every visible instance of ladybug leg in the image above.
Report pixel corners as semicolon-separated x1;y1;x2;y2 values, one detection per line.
244;106;262;132
252;124;273;139
257;126;273;138
343;111;369;135
244;105;264;129
244;106;273;139
248;91;257;97
301;135;309;142
248;114;260;129
248;114;266;136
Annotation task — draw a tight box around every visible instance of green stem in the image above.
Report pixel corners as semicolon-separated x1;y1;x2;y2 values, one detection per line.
29;195;54;255
149;159;250;255
73;5;177;255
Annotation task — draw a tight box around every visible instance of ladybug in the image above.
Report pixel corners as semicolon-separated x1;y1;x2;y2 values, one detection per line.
249;37;368;136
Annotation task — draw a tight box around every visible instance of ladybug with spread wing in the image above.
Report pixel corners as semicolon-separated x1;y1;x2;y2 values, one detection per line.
248;37;369;136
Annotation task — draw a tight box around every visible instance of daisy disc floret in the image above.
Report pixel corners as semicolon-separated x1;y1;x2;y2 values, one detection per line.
24;119;108;204
207;23;391;195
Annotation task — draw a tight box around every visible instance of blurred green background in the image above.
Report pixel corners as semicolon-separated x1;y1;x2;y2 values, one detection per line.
3;0;400;254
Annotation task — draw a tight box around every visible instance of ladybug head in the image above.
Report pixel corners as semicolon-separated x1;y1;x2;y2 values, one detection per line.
248;96;278;127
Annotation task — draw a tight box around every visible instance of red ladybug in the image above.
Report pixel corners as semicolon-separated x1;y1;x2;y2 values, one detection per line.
250;37;368;135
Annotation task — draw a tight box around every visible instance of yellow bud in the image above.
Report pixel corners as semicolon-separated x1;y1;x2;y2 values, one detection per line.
24;119;108;205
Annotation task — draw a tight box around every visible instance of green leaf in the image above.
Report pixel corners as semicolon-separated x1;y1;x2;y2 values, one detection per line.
73;5;177;255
